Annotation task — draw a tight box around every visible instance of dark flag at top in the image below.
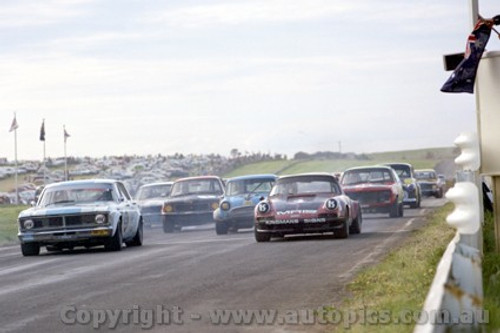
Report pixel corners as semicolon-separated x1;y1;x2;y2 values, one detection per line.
441;16;500;94
40;120;45;141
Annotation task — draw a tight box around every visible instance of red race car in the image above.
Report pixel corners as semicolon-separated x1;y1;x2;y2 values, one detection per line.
340;166;405;218
254;173;362;242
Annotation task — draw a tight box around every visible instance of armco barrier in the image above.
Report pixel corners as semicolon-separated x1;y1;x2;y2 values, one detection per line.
415;133;484;332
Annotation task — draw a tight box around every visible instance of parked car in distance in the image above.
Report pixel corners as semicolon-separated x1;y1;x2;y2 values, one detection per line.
214;174;277;235
384;163;421;208
135;182;173;228
17;179;143;256
161;176;224;233
254;173;362;242
340;165;404;218
415;169;444;198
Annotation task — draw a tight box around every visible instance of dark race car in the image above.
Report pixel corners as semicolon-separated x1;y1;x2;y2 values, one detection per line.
161;176;224;233
384;163;421;209
415;169;444;198
340;166;404;218
135;182;173;228
254;173;362;242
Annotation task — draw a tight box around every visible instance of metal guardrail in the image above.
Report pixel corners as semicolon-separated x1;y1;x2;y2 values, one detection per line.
414;163;484;332
414;233;483;332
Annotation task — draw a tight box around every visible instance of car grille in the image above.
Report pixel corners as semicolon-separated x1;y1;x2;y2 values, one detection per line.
21;214;106;230
419;183;434;191
174;202;211;212
345;190;391;204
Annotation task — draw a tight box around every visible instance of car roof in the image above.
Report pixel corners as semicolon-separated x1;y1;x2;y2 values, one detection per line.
174;175;222;183
415;168;436;172
226;174;277;182
344;165;394;172
277;172;337;180
383;162;412;168
43;179;119;189
139;181;174;188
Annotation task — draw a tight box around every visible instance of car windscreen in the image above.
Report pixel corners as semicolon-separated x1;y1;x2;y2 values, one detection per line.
226;179;275;196
270;176;340;196
170;179;223;197
415;171;437;179
136;184;172;200
341;169;394;185
38;183;115;207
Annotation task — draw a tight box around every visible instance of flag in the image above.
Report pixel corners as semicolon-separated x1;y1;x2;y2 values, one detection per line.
9;115;19;132
40;120;45;141
441;19;493;93
64;127;70;143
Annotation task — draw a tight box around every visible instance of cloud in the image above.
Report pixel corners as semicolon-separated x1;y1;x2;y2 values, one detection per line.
144;0;359;28
0;0;95;27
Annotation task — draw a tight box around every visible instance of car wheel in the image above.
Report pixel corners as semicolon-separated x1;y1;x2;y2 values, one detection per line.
215;222;229;235
163;219;174;233
21;243;40;256
389;201;399;218
334;220;349;239
398;203;404;217
254;229;271;242
349;208;362;234
105;223;123;251
126;219;143;247
436;189;443;199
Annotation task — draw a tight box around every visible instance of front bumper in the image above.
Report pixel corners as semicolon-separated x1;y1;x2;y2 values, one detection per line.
215;206;255;228
255;217;345;235
162;211;215;226
18;226;113;245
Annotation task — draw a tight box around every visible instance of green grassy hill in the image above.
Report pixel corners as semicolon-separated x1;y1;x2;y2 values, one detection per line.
223;147;457;178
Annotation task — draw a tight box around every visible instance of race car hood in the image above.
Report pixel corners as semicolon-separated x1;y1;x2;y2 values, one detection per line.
164;194;220;205
19;203;113;218
269;193;331;213
137;199;164;208
342;183;393;193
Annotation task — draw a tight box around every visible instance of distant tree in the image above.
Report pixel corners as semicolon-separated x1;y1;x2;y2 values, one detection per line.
294;152;310;159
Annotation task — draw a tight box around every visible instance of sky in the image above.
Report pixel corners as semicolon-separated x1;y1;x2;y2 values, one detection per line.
1;0;499;161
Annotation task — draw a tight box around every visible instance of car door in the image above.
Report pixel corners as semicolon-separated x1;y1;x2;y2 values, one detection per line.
116;182;138;239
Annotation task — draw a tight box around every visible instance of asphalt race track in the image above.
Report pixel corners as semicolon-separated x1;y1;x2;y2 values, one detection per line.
0;198;446;333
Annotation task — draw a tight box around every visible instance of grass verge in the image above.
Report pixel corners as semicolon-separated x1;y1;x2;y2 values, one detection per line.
0;205;27;245
483;211;500;331
331;203;456;332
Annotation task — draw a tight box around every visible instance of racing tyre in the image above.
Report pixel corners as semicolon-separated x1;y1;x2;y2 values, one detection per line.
389;201;399;218
215;222;229;235
349;208;362;234
254;229;271;242
21;242;40;256
398;203;404;217
126;219;143;247
105;223;123;251
334;220;349;239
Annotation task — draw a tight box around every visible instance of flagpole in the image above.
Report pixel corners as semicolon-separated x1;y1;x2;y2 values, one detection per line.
14;116;18;205
64;125;68;181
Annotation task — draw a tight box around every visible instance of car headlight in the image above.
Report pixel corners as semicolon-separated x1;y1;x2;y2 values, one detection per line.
163;204;173;213
95;214;106;224
23;219;34;230
325;198;338;210
220;202;230;211
257;202;270;214
211;202;219;210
